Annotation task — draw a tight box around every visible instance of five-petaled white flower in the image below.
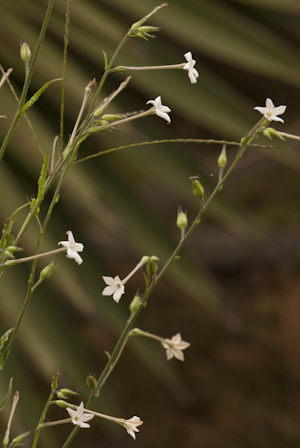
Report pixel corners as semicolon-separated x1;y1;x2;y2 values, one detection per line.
66;402;94;428
58;230;84;265
183;52;199;84
254;98;286;123
161;333;190;361
146;96;171;123
102;275;125;303
122;416;143;440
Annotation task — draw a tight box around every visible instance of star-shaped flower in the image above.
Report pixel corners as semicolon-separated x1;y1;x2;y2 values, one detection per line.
122;416;143;440
183;52;199;84
161;333;191;361
66;402;94;429
146;96;171;123
254;98;286;123
58;231;84;265
102;275;125;303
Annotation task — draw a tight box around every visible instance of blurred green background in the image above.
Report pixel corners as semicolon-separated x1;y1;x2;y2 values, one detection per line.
1;0;300;447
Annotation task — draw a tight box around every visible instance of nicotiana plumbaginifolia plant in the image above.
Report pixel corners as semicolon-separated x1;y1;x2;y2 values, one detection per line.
0;2;290;447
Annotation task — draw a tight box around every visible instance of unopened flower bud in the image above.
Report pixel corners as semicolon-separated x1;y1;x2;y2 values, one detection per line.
148;256;159;276
55;400;70;408
218;145;227;169
190;177;204;200
86;375;97;391
131;25;160;40
263;127;285;140
130;295;142;314
101;114;123;121
57;388;78;399
20;42;31;63
39;261;57;281
10;431;30;446
176;206;188;230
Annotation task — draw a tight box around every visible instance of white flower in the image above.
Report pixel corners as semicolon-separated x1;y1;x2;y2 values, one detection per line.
146;96;171;123
161;333;191;361
183;52;199;84
58;231;84;265
102;275;125;303
122;416;143;440
254;98;286;123
66;402;94;429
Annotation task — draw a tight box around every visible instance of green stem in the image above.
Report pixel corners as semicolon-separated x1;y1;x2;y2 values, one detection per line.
2;230;43;365
61;119;264;448
32;374;59;448
0;0;54;163
74;138;275;165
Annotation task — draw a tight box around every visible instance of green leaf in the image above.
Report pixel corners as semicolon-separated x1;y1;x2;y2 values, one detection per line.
18;78;63;116
0;377;13;411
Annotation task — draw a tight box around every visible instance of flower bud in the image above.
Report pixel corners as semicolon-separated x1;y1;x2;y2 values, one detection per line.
9;431;30;446
176;206;188;230
190;177;204;200
54;400;70;408
20;42;31;63
51;374;59;390
148;256;159;276
131;26;160;40
86;375;97;391
218;145;227;169
39;261;57;281
101;114;123;121
57;388;78;399
130;295;142;314
263;127;285;140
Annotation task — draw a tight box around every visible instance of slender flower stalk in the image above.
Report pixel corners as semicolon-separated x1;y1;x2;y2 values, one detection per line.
3;231;84;267
276;131;300;141
65;80;96;156
63;403;143;440
129;329;190;361
114;51;199;84
3;391;19;447
0;68;13;89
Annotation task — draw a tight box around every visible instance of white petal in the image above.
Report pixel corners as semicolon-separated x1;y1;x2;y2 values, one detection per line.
113;285;125;303
270;116;284;123
102;285;118;296
102;276;118;286
155;109;171;123
265;98;274;110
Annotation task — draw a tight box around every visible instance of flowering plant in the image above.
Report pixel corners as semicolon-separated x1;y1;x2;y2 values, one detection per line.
0;2;292;448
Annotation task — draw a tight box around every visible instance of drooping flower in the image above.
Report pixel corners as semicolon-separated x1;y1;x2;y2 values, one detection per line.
58;231;84;265
146;96;171;123
183;52;199;84
122;416;143;440
254;98;286;123
161;333;190;361
66;402;94;429
102;275;125;303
